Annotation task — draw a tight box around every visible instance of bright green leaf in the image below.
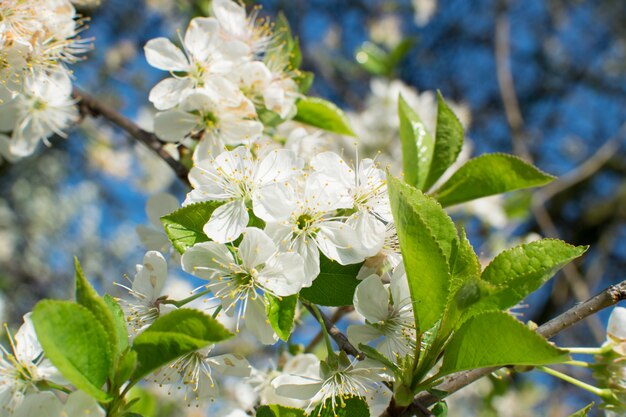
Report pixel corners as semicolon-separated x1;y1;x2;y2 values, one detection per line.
568;403;594;417
433;153;555;207
388;175;456;332
114;349;137;389
300;256;363;306
74;258;120;361
131;309;233;381
423;92;464;190
310;396;370;417
398;95;435;190
293;97;356;136
103;294;130;354
432;402;448;417
143;308;233;342
355;42;390;76
462;239;588;320
32;300;113;402
126;386;157;417
440;311;569;376
161;201;223;254
257;404;306;417
265;293;298;341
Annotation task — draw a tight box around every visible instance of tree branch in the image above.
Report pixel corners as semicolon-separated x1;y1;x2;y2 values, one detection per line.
303;302;363;359
402;279;626;415
72;88;191;187
305;306;354;353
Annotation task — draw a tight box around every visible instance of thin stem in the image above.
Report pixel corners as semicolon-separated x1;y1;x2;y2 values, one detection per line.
212;305;222;319
302;301;363;360
162;287;212;308
308;303;336;360
563;360;592;368
564;346;612;356
37;380;71;394
537;366;611;399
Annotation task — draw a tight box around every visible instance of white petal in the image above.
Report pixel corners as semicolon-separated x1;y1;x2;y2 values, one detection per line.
608;306;626;340
212;0;247;37
252;182;297;222
148;77;193;110
181;241;234;280
258;253;306;296
63;391;105;417
204;200;249;243
0;100;18;132
12;392;62;417
271;375;322;400
347;324;383;347
391;265;411;308
238;227;276;269
154;109;197;142
316;221;365;265
132;251;168;299
244;296;277;345
144;38;189;72
208;353;251;377
354;275;390;322
311;151;354;189
219;116;263;145
255;149;302;184
184;17;219;62
349;211;385;257
135;225;170;252
146;192;179;227
15;313;42;363
292;235;320;286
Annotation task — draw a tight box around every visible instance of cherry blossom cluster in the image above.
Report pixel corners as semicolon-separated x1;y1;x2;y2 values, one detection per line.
145;0;302;162
0;0;90;159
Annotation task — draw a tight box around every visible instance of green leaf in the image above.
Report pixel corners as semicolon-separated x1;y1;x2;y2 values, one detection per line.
293;97;356;136
161;201;223;254
103;294;130;354
131;309;233;381
309;396;370;417
265;293;298;341
74;258;120;361
568;403;594;417
126;386;157;417
32;300;113;402
388;175;456;332
423;92;465;191
257;404;306;417
462;239;588;320
398;95;435;190
355;42;390;76
439;311;569;376
358;344;401;377
300;256;363;306
114;349;137;389
432;402;448;417
433;153;555;207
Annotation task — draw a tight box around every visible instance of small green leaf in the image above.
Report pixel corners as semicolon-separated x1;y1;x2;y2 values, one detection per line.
423;92;464;191
358;344;401;377
356;42;390;76
265;293;298;341
257;404;306;417
433;153;555;207
131;309;233;381
300;256;363;306
310;396;370;417
32;300;113;402
74;258;120;361
568;403;594;417
432;402;448;417
143;308;233;342
293;97;355;136
103;294;130;354
126;386;157;417
161;201;223;254
462;239;588;320
114;349;137;388
398;95;435;190
388;175;456;332
440;311;569;376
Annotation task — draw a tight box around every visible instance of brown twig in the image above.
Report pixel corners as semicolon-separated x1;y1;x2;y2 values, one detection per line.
303;302;363;359
399;279;626;415
72;88;191;187
304;306;354;353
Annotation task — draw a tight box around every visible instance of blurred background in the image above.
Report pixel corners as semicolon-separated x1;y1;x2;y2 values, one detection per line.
0;0;625;415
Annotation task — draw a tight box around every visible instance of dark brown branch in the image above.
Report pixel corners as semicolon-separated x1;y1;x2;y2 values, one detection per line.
303;302;363;359
400;279;626;415
72;88;191;187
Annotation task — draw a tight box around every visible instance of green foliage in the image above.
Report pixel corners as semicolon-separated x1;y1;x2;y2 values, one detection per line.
387;175;457;333
398;95;434;190
439;311;569;376
32;300;113;402
568;403;594;417
423;92;465;190
256;404;306;417
293;97;356;136
161;201;223;253
265;293;299;341
309;396;370;417
432;402;448;417
131;309;233;381
126;386;157;417
433;153;555;207
355;39;415;76
103;294;130;354
300;256;363;306
459;239;588;321
75;258;124;361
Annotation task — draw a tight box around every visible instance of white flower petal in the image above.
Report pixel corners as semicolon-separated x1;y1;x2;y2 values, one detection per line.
259;253;306;296
63;391;105;417
184;17;219;62
271;374;322;400
608;306;626;341
148;77;193;110
349;211;385;257
132;251;168;299
208;353;251;377
181;241;235;280
154;109;198;142
316;221;365;265
244;296;277;345
144;38;189;72
204;200;249;243
146;192;179;227
354;275;390;322
238;227;276;269
14;313;42;363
